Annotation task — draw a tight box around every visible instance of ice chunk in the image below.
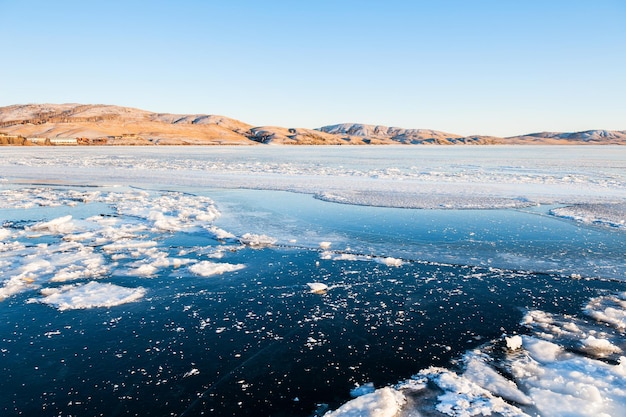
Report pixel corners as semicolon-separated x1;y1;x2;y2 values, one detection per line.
131;263;159;277
204;225;235;240
508;337;626;417
320;251;371;262
183;368;200;378
148;211;183;232
522;336;562;363
307;282;329;294
0;228;11;240
189;261;245;277
239;233;276;247
319;241;332;250
0;276;34;301
551;204;626;229
33;281;146;310
29;215;75;234
581;336;622;356
584;292;626;330
324;387;405;417
377;257;404;267
419;367;528;417
506;335;523;351
463;353;532;405
102;240;158;253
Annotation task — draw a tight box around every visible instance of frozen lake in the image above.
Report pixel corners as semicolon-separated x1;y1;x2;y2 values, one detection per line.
1;146;625;416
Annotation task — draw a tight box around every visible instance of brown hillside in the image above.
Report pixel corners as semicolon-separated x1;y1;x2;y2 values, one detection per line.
1;104;624;145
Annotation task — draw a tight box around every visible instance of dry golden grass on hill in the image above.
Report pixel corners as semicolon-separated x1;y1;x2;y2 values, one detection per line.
1;104;624;145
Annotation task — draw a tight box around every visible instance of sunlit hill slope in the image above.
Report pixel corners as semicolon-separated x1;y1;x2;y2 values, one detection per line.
1;104;624;145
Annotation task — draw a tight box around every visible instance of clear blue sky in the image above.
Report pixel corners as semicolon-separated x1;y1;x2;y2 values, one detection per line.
1;0;624;136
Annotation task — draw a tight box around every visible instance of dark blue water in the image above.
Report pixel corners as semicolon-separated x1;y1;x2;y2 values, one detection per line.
1;245;619;417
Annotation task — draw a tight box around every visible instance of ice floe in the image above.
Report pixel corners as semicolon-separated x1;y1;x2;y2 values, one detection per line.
507;335;626;417
319;251;405;268
584;292;626;330
29;215;76;234
551;203;626;229
307;282;329;294
239;233;277;247
377;257;404;267
410;366;529;417
189;261;246;277
31;281;146;310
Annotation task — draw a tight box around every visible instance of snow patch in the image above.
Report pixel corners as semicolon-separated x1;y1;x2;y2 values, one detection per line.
189;261;245;277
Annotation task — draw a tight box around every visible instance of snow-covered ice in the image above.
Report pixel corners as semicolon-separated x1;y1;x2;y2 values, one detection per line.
189;261;246;277
1;146;625;210
31;281;146;310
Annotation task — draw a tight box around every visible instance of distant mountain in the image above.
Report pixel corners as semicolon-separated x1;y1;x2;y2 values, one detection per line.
317;123;505;144
318;123;462;144
509;130;626;143
0;104;624;145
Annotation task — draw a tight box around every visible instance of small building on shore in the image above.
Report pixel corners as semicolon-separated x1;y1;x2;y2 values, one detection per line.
27;137;48;145
50;137;78;145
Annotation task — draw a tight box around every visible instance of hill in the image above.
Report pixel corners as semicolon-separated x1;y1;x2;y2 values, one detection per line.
0;104;624;145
